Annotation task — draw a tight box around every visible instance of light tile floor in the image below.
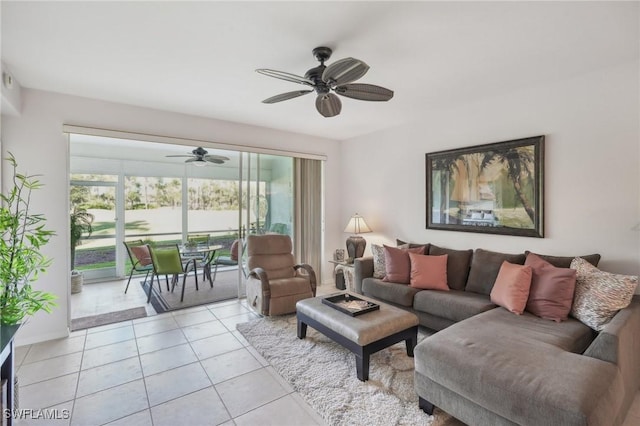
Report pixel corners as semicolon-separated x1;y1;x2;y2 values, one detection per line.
16;297;328;426
17;281;640;426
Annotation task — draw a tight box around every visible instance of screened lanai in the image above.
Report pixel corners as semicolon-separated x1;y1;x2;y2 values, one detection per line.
70;134;296;286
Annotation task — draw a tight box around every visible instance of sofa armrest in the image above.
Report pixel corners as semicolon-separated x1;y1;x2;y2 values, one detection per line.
583;297;640;364
354;257;374;295
583;297;640;400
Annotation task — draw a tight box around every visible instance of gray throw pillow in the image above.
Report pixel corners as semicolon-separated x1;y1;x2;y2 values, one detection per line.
524;251;600;268
465;249;526;295
396;239;431;251
428;245;473;291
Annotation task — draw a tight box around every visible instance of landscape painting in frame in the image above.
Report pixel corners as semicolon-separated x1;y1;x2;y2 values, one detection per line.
426;136;544;237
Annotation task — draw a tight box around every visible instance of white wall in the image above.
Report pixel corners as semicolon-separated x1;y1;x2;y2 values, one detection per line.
1;89;342;344
341;61;640;277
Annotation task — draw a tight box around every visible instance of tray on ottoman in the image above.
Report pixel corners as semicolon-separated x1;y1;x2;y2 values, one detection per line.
321;293;380;316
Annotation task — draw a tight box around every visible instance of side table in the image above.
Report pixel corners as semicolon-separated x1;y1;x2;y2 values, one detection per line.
329;261;355;292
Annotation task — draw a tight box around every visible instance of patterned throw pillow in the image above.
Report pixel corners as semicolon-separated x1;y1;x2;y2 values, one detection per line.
371;244;386;279
570;257;638;331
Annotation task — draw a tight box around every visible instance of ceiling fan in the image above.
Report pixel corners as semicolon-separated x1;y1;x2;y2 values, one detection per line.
166;147;230;166
256;46;394;118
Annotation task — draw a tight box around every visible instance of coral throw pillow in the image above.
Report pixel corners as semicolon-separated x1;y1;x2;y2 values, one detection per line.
525;253;576;322
570;257;638;331
383;245;426;284
130;245;152;266
230;239;240;261
409;253;449;291
490;261;533;315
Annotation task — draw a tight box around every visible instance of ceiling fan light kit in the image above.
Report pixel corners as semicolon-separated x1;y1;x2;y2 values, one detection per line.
256;46;394;117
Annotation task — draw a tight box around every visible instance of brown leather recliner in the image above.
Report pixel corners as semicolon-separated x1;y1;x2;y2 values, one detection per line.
245;234;316;315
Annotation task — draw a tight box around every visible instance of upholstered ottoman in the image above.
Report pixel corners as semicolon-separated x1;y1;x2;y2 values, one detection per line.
296;294;419;381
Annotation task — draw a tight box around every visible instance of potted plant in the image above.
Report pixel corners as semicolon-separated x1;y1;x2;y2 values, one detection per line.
0;153;57;325
70;206;93;293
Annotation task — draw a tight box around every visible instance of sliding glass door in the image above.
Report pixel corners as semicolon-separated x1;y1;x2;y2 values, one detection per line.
70;175;118;280
70;135;296;301
237;152;294;297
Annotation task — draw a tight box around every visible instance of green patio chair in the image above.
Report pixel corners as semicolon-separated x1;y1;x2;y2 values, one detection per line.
147;244;196;303
185;233;212;282
123;240;154;294
209;239;247;282
187;234;210;246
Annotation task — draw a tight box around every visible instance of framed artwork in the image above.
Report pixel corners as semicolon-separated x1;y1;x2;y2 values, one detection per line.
334;249;345;262
426;135;544;237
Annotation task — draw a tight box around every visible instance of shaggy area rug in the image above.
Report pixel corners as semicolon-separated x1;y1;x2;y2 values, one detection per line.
237;315;461;426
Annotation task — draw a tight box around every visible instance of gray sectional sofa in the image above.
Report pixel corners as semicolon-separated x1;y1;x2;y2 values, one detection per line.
353;245;640;426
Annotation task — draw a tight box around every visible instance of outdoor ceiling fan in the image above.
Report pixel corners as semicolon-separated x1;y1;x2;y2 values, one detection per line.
256;46;394;118
166;147;230;167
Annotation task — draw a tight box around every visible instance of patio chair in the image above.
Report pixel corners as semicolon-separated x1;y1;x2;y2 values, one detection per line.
147;244;196;303
185;233;212;281
123;240;154;294
187;234;210;246
209;239;246;282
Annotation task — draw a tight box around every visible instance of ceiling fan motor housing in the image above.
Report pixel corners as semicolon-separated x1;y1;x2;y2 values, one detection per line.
305;65;330;94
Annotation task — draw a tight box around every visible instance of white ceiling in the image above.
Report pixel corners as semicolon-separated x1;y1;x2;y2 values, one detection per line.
2;1;638;141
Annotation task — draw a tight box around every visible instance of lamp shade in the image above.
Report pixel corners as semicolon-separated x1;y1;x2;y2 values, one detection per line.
343;213;372;235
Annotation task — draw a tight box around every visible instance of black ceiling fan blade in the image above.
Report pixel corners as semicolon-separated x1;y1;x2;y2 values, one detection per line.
204;158;225;164
262;90;313;104
166;154;196;158
204;154;230;161
315;93;342;118
322;58;369;86
255;69;314;86
335;84;394;102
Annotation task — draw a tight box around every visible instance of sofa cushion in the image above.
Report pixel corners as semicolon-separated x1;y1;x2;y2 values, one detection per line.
371;244;386;279
525;250;600;268
409;253;449;290
415;308;608;426
570;257;638;331
362;277;421;307
525;253;577;322
382;245;426;284
490;261;532;315
413;290;496;323
396;239;431;251
465;249;526;295
428;245;473;291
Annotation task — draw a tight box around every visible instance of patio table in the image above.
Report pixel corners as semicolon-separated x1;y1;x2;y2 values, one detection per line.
179;244;223;286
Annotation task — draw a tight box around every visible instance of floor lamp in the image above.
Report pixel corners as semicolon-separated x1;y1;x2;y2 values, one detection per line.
344;213;372;261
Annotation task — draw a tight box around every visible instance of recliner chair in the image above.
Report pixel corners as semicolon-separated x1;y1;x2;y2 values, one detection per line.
245;234;316;316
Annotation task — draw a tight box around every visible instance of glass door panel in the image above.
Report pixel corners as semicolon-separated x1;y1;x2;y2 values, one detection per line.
70;176;117;280
187;178;240;247
124;176;182;245
237;153;294;297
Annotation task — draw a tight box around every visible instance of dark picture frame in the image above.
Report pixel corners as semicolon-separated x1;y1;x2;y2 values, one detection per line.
426;136;544;237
